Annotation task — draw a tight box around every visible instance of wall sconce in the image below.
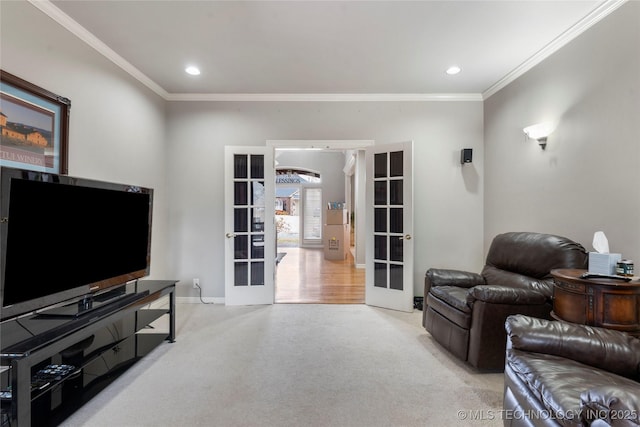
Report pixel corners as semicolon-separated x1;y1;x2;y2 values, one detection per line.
523;122;555;150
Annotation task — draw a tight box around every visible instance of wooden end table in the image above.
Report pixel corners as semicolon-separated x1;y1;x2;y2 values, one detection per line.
551;268;640;336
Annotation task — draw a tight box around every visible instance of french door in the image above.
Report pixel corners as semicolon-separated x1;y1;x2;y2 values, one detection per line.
365;142;414;312
224;147;275;305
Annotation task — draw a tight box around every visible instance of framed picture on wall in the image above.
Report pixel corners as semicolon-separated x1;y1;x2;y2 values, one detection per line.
0;70;70;174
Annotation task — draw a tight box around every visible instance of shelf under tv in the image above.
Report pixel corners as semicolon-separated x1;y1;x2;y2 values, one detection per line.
0;280;176;426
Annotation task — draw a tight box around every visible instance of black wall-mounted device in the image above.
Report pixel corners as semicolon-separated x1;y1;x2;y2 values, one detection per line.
460;148;473;164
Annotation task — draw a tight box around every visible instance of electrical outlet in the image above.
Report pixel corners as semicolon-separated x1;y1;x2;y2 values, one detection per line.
193;278;200;289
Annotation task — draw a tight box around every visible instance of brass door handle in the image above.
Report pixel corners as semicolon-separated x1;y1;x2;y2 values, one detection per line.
399;234;412;240
226;233;236;238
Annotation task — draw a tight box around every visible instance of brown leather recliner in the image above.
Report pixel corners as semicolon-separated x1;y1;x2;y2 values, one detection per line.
422;232;588;370
504;314;640;427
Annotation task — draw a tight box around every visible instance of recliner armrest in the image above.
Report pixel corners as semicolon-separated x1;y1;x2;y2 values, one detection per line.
505;314;640;379
467;285;546;305
425;268;484;291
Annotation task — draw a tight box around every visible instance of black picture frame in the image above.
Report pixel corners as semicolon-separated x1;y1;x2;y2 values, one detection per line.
0;70;70;174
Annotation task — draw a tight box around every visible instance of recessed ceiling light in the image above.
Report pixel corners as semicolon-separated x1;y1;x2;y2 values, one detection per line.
446;66;461;75
185;66;201;76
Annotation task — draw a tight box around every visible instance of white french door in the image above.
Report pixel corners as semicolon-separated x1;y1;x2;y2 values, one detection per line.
224;146;275;305
365;142;414;312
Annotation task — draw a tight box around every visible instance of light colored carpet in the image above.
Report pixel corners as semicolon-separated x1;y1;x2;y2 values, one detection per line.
60;303;503;426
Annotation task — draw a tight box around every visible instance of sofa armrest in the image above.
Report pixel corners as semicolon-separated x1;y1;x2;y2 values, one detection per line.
425;268;484;291
467;285;546;305
581;385;640;426
505;314;640;379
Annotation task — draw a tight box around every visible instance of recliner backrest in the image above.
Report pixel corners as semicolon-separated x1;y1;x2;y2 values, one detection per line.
482;232;587;290
481;265;557;297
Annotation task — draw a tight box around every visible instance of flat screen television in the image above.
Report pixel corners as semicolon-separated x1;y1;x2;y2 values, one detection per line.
0;166;153;321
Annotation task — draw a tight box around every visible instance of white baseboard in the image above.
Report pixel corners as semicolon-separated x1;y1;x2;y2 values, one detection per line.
355;263;365;269
176;296;224;304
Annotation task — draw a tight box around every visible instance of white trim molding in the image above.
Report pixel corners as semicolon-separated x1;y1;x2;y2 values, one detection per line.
30;0;627;103
177;296;223;304
483;0;627;99
28;0;170;100
268;140;375;150
166;93;483;102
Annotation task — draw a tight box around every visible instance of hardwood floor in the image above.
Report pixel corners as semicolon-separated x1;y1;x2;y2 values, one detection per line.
275;247;365;304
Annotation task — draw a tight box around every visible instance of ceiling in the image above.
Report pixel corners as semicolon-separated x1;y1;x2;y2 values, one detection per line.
38;0;623;101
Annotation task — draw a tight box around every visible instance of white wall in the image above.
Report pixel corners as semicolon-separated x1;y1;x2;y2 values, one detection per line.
2;2;485;303
275;149;346;210
3;0;637;307
0;2;170;280
166;101;484;299
484;2;640;259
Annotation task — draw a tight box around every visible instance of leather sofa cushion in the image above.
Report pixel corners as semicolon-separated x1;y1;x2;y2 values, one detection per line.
430;286;471;313
581;385;640;426
426;289;472;329
507;349;640;427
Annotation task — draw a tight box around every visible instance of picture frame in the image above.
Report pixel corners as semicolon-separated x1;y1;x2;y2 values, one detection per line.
0;70;70;174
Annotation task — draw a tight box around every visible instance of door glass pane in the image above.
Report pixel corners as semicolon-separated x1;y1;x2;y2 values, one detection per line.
390;180;403;205
390;151;403;177
234;235;248;259
374;181;387;205
374;153;387;178
234;182;248;205
251;262;265;286
234;263;248;286
234;155;248;179
374;208;386;232
251;234;265;258
252;181;265;206
390;236;403;262
252;208;265;232
303;188;322;240
389;264;403;290
234;208;248;232
374;263;387;288
250;155;264;179
374;235;387;260
390;208;403;233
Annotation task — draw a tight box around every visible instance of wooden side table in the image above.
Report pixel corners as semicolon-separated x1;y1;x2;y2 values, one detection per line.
551;268;640;336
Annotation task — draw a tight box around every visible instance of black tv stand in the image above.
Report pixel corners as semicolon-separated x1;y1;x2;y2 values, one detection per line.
1;280;176;426
37;290;149;319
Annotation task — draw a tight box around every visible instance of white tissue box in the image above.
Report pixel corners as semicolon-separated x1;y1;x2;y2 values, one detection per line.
588;252;621;275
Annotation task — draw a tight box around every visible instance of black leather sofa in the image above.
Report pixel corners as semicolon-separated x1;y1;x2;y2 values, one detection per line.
504;314;640;427
423;232;588;370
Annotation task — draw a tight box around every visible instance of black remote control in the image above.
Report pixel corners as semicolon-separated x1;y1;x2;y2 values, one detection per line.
580;272;632;282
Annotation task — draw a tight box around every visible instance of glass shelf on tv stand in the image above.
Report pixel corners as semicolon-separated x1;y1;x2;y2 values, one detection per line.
0;280;176;426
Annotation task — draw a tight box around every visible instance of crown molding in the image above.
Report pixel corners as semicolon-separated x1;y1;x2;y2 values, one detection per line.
482;0;627;100
24;1;483;102
165;93;483;102
28;0;170;100
31;0;625;103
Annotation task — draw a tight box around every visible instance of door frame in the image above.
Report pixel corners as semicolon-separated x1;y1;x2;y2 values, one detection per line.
267;139;374;266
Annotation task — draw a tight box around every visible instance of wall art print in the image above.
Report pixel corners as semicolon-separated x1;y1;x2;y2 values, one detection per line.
0;70;70;174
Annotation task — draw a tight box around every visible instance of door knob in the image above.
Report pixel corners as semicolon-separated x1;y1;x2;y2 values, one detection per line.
225;233;236;238
399;234;412;240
